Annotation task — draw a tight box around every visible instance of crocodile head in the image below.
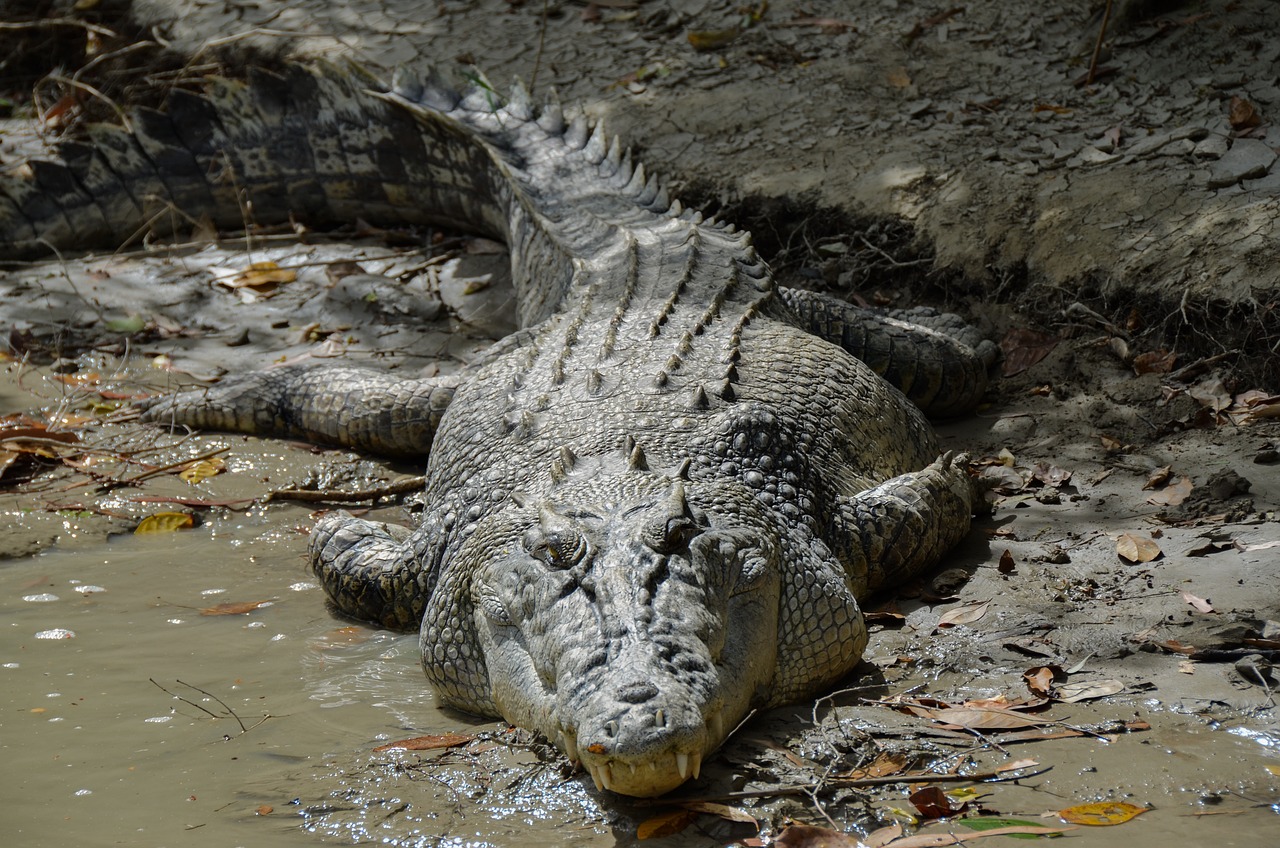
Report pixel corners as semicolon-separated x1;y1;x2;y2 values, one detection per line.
423;451;783;796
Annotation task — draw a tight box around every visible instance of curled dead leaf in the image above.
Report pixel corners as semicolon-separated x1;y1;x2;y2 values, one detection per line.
1146;476;1192;506
1115;533;1161;563
636;809;698;840
937;600;990;628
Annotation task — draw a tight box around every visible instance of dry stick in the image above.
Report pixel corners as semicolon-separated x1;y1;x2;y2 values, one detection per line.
175;679;248;733
1086;0;1113;86
113;445;232;487
266;475;427;503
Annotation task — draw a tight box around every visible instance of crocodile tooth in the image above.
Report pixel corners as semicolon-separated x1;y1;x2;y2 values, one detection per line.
586;120;607;161
653;708;665;728
629;763;637;776
709;711;724;743
565;113;589;149
669;198;683;217
588;764;604;792
506;78;533;120
600;763;614;791
676;752;689;779
538;95;565;134
691;753;702;780
562;730;579;763
605;720;618;739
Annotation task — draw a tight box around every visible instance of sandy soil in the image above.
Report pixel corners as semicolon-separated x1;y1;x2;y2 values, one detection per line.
2;0;1279;845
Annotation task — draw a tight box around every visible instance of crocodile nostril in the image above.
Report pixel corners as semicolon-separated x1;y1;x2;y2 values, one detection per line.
616;680;660;703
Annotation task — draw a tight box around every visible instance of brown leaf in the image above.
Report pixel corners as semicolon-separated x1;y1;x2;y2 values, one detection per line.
999;328;1058;377
1133;349;1176;375
997;549;1016;574
637;809;698;840
372;732;474;753
1029;462;1072;487
937;600;990;628
1115;533;1161;563
200;599;272;616
1146;476;1192;506
255;805;273;815
909;786;961;819
1228;96;1262;130
1142;465;1172;490
1099;434;1123;452
222;261;297;294
1188;377;1232;413
1023;666;1059;698
1058;801;1149;826
841;751;909;779
923;706;1049;731
774;824;862;848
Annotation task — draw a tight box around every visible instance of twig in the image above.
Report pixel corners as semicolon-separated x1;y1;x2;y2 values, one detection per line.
176;678;247;733
111;445;231;487
266;475;427;503
1087;0;1113;86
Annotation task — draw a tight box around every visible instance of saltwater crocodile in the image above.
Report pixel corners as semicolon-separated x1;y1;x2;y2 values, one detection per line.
0;62;993;796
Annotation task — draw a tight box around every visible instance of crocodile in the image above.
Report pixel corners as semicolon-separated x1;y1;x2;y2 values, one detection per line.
0;62;993;796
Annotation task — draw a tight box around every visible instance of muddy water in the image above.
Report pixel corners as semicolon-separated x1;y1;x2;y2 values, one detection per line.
0;503;606;847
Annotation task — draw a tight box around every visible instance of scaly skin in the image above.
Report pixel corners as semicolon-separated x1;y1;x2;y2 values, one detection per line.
0;61;991;797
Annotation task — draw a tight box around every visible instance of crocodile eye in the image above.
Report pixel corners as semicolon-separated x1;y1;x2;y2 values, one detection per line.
523;526;587;568
644;515;701;554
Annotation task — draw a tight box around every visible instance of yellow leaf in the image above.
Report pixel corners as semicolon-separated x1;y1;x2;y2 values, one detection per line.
1058;801;1149;826
179;457;227;484
1265;765;1280;777
1116;533;1161;563
224;261;297;292
687;29;740;51
636;809;697;839
134;512;194;534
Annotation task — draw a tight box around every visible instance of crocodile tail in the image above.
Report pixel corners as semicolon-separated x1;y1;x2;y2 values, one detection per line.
0;63;524;261
0;62;723;326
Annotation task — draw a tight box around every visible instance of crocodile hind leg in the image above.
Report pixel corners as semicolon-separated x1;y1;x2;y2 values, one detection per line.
310;511;445;630
139;364;460;459
778;287;996;417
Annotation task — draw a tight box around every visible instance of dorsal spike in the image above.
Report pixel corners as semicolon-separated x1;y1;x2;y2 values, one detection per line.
621;434;637;456
673;458;692;481
667;479;689;518
586;368;603;395
558;445;577;471
510;491;530;509
689;384;710;410
628;442;648;471
550;458;567;484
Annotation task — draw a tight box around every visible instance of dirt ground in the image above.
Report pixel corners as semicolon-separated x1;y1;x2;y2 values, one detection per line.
2;0;1279;846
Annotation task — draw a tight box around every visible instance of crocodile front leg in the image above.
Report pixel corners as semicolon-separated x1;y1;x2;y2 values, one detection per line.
836;452;978;597
778;287;996;417
139;364;460;459
310;511;446;630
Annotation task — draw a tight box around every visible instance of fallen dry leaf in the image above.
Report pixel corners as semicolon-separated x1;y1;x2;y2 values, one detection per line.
999;327;1058;376
774;824;862;848
372;732;474;753
1116;533;1162;563
1228;95;1262;130
1133;349;1176;375
1142;465;1172;490
134;512;195;534
637;809;698;840
909;786;963;819
179;457;227;485
1023;666;1059;698
679;801;757;826
1058;801;1149;826
1180;590;1215;614
1146;476;1192;506
937;600;990;628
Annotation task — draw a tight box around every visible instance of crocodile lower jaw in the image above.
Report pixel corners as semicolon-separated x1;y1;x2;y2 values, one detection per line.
580;748;703;797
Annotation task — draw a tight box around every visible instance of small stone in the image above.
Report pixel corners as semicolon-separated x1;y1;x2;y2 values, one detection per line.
1192;135;1229;160
1206;138;1278;188
1072;146;1122;166
1234;654;1274;685
1253;448;1279;464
